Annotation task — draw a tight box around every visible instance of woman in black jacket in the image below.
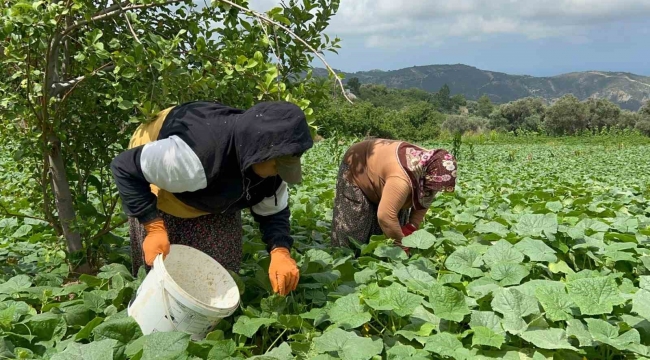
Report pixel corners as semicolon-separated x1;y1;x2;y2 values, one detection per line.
110;101;313;296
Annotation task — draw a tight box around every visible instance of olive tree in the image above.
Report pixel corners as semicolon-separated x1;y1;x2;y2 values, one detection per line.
544;95;589;136
1;0;344;271
585;98;621;132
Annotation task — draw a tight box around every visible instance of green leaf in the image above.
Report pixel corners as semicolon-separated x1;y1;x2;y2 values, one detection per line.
84;292;106;313
141;332;190;360
586;318;641;351
402;230;437;250
472;326;505;349
514;214;558;237
11;225;31;238
374;244;408;261
475;221;509;237
428;284;470;322
520;329;577;350
75;317;104;341
632;289;650;321
0;275;32;294
0;306;16;328
353;268;377;284
575;218;609;232
566;276;625;315
534;283;575;321
548;260;575;274
313;328;383;360
566;319;593;347
489;262;530;286
469;311;504;335
92;316;142;344
80;274;104;288
545;201;563;212
206;339;237;359
483;240;524;267
22;312;66;342
364;283;423;317
118;100;133;110
51;339;117;360
467;277;500;299
423;332;463;357
386;343;430;360
233;316;276;338
306;249;333;267
442;230;468;245
514;238;557;263
392;265;435;294
491;288;539;334
410;305;441;327
445;247;484;278
328;293;371;330
309;270;340;284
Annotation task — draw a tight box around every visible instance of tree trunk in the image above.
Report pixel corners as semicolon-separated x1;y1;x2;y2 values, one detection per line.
47;133;83;253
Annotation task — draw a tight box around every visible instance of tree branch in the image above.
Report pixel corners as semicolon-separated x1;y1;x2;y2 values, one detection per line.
53;63;115;99
91;218;127;241
0;203;51;224
124;12;142;44
25;48;43;125
61;0;186;38
41;155;63;236
92;193;126;242
117;0;143;45
214;0;353;104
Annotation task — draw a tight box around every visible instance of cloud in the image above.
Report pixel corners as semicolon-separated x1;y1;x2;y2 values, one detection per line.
246;0;650;48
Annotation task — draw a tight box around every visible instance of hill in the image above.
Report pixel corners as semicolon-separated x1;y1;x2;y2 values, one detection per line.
313;64;650;111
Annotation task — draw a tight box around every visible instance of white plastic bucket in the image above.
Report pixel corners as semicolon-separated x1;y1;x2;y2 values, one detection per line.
127;244;240;340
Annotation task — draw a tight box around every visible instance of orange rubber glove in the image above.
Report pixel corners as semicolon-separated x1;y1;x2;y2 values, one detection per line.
142;218;170;266
268;247;299;296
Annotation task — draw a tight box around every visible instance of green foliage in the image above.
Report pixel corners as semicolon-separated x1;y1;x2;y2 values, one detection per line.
492;97;546;133
315;98;444;141
545;95;590;136
1;0;341;268
476;95;494;118
346;77;361;95
4;124;650;357
442;115;489;135
585;98;621;132
635;119;650;136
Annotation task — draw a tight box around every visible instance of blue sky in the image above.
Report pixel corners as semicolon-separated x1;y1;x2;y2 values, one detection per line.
248;0;650;77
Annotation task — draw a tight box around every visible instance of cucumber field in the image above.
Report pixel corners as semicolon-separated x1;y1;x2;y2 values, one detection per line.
2;136;650;359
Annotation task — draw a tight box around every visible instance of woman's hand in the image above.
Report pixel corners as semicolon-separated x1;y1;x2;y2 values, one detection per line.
268;247;299;296
397;223;418;256
142;218;171;266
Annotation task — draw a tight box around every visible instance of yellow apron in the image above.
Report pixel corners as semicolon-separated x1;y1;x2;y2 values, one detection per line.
128;107;209;219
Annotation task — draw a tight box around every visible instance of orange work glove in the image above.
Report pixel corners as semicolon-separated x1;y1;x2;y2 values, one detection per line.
268;247;299;296
142;218;170;266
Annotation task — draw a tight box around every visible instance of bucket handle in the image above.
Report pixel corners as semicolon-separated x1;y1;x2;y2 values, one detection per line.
154;254;179;332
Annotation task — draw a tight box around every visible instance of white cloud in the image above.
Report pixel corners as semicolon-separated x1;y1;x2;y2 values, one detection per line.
246;0;650;48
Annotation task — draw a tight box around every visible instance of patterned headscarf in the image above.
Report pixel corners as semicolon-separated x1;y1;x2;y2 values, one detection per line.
397;143;457;210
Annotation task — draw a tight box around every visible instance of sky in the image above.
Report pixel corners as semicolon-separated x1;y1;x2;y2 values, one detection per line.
245;0;650;77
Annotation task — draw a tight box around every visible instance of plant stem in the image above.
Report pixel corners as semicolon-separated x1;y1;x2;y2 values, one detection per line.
265;328;287;353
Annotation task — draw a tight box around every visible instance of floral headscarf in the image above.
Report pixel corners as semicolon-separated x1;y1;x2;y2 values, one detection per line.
397;143;457;210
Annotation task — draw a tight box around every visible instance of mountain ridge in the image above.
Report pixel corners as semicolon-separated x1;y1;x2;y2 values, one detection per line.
312;64;650;111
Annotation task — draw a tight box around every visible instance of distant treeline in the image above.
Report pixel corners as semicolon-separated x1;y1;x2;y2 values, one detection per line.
316;81;650;140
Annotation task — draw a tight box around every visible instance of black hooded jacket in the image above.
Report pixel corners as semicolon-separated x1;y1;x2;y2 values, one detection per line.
110;101;313;252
